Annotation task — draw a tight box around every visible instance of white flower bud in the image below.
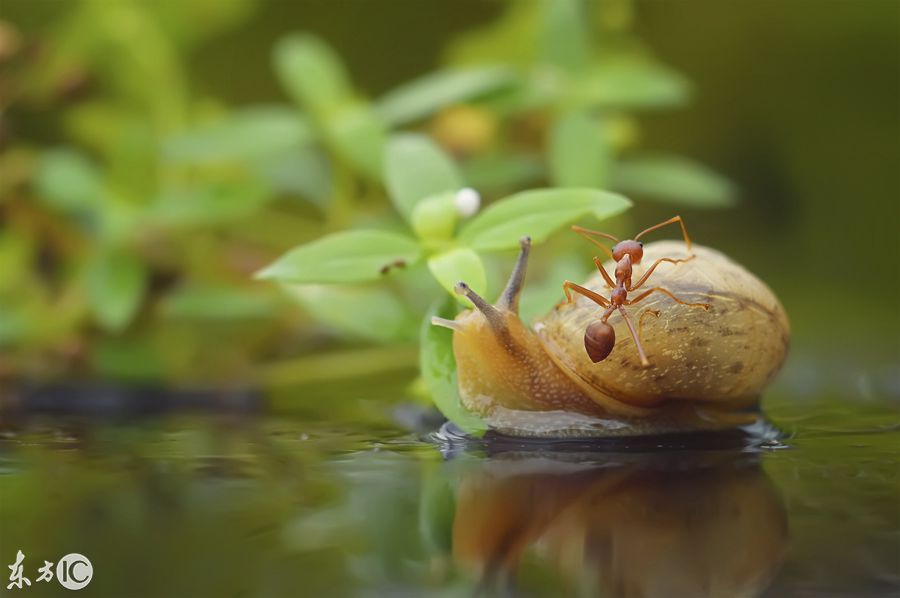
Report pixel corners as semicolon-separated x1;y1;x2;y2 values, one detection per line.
454;187;480;218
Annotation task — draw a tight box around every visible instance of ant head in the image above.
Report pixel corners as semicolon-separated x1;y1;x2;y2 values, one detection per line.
612;239;644;264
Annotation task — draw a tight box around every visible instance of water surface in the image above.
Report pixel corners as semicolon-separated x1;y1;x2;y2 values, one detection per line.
0;396;897;597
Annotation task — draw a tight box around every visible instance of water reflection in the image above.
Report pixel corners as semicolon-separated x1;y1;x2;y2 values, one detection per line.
449;450;788;597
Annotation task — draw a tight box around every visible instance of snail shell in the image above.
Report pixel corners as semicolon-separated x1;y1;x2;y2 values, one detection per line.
440;239;790;437
536;241;790;411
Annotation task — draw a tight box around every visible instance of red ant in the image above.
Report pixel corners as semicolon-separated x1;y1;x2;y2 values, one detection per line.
562;216;710;367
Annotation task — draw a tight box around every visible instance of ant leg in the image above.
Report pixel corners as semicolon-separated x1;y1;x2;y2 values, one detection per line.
626;286;710;310
592;257;615;289
628;255;696;291
562;281;611;308
634;215;693;253
571;225;616;260
618;307;650;367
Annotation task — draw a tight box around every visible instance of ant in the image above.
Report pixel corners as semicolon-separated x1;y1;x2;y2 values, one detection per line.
562;216;710;368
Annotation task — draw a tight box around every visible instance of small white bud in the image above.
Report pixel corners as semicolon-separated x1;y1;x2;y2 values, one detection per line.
454;187;480;218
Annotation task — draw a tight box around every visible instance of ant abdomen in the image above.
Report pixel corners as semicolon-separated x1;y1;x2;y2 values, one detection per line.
584;320;615;363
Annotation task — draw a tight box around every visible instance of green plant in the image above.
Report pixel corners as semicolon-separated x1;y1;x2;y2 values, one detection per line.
253;0;738;427
3;0;737;397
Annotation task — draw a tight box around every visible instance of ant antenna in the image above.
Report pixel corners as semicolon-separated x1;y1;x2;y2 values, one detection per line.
634;215;693;252
571;225;616;260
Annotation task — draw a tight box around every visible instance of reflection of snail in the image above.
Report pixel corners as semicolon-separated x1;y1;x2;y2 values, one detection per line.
432;224;790;437
452;452;788;597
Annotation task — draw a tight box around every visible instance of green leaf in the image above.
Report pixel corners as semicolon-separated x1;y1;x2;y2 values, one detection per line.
161;286;276;320
329;102;387;180
253;145;332;205
375;66;516;126
285;283;420;343
462;152;543;190
273;33;351;117
385;134;463;220
35;149;102;213
612;154;737;207
162;107;313;164
86;247;147;333
150;181;272;227
459;188;632;252
421;299;487;436
256;229;423;284
580;60;690;110
273;35;386;179
540;0;590;74
427;247;487;305
548;112;609;187
411;192;458;242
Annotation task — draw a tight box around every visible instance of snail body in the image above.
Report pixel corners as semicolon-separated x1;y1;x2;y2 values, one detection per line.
435;238;789;437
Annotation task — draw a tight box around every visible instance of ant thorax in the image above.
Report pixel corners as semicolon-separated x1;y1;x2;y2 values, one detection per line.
614;254;633;286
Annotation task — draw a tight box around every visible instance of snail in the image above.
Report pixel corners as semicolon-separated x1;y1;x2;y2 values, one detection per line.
432;219;790;437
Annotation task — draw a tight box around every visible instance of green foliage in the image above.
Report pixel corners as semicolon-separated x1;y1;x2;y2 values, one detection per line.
257;230;423;284
274;33;386;179
285;284;420;343
385;135;462;221
36;149;103;213
5;0;738;400
427;247;487;303
162;107;313;163
86;247;147;332
376;66;516;126
458;188;631;251
274;34;352;119
612;154;737;206
548;112;610;187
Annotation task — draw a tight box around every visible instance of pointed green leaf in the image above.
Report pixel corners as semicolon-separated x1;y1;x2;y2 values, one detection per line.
549;112;609;187
254;145;332;205
580;60;690;110
427;247;487;305
540;0;590;74
160;286;276;320
376;66;516;126
163;107;313;163
385;134;463;220
150;181;271;227
87;247;147;332
256;229;423;284
459;188;631;252
421;299;487;436
329;102;387;180
462;152;544;190
273;33;351;116
612;154;737;207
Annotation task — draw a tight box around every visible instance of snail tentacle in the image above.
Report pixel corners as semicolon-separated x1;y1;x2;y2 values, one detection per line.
431;316;462;331
497;236;532;314
454;282;506;333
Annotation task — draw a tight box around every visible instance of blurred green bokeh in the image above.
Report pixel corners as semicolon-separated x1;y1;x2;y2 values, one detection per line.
1;0;897;403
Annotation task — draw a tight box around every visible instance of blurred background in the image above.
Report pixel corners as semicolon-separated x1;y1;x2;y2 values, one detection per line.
1;0;898;406
1;3;898;596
